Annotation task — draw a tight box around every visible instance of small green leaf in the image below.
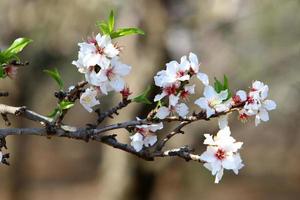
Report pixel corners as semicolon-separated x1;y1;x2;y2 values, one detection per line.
108;10;115;33
47;108;60;118
96;22;110;35
3;38;32;55
59;100;75;110
44;68;64;89
223;75;229;90
214;75;232;100
0;66;5;78
133;86;152;105
110;28;145;39
214;77;223;93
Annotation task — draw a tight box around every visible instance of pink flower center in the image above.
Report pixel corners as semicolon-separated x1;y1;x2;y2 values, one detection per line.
164;84;178;96
106;68;114;80
176;71;185;78
233;95;241;104
239;113;249;120
136;128;147;136
180;90;189;99
96;46;105;55
120;87;132;99
247;96;255;104
87;37;97;45
215;149;226;160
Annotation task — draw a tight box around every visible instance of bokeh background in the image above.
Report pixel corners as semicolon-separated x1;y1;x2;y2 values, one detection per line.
0;0;300;199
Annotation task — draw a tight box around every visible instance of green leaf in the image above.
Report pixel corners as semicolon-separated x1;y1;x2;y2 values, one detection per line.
214;75;232;100
47;108;60;118
133;86;152;105
96;22;110;35
108;10;115;33
110;28;145;39
59;100;75;110
44;68;64;89
0;66;5;78
223;75;229;90
214;77;223;93
3;38;32;55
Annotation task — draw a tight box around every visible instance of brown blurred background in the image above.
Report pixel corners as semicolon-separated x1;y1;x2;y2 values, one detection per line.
0;0;300;199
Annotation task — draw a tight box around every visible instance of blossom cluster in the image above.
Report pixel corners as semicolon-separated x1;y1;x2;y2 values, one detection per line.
71;27;277;183
72;33;131;112
234;81;277;126
154;53;209;119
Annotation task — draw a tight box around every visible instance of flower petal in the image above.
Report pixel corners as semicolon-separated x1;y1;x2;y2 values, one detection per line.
263;100;276;111
197;72;209;86
155;106;170;119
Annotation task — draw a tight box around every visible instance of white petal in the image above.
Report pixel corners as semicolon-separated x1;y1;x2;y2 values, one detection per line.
200;147;217;163
255;114;261;126
204;85;217;99
97;34;111;48
259;108;269;122
175;103;189;117
194;97;209;109
110;77;125;92
222;156;236;170
206;107;216;118
263;100;276;110
169;94;179;106
260;85;269;100
111;58;131;76
218;89;228;101
203;134;215;145
149;122;164;132
178;74;190;81
189;52;198;66
154;92;167;102
184;84;195;94
144;135;157;147
155;106;170;119
197;72;209;86
236;90;247;101
104;43;119;58
252;80;264;90
218;115;228;129
214;168;224;184
215;104;229;113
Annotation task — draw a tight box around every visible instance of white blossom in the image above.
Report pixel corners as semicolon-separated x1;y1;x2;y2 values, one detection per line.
195;85;230;118
218;115;228;129
130;122;163;152
187;52;209;85
154;82;180;106
155;103;189;119
154;59;190;87
243;81;276;126
200;127;244;183
79;87;100;112
180;84;195;100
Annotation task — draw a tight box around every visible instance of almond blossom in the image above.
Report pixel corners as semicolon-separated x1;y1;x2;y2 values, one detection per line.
79;87;100;112
73;33;119;70
130;122;163;152
85;57;131;94
154;82;180;106
195;85;230;118
154;59;190;87
186;52;209;85
200;127;244;183
242;81;276;126
155;103;189;119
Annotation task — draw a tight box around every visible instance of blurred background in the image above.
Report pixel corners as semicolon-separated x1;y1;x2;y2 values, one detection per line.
0;0;300;199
